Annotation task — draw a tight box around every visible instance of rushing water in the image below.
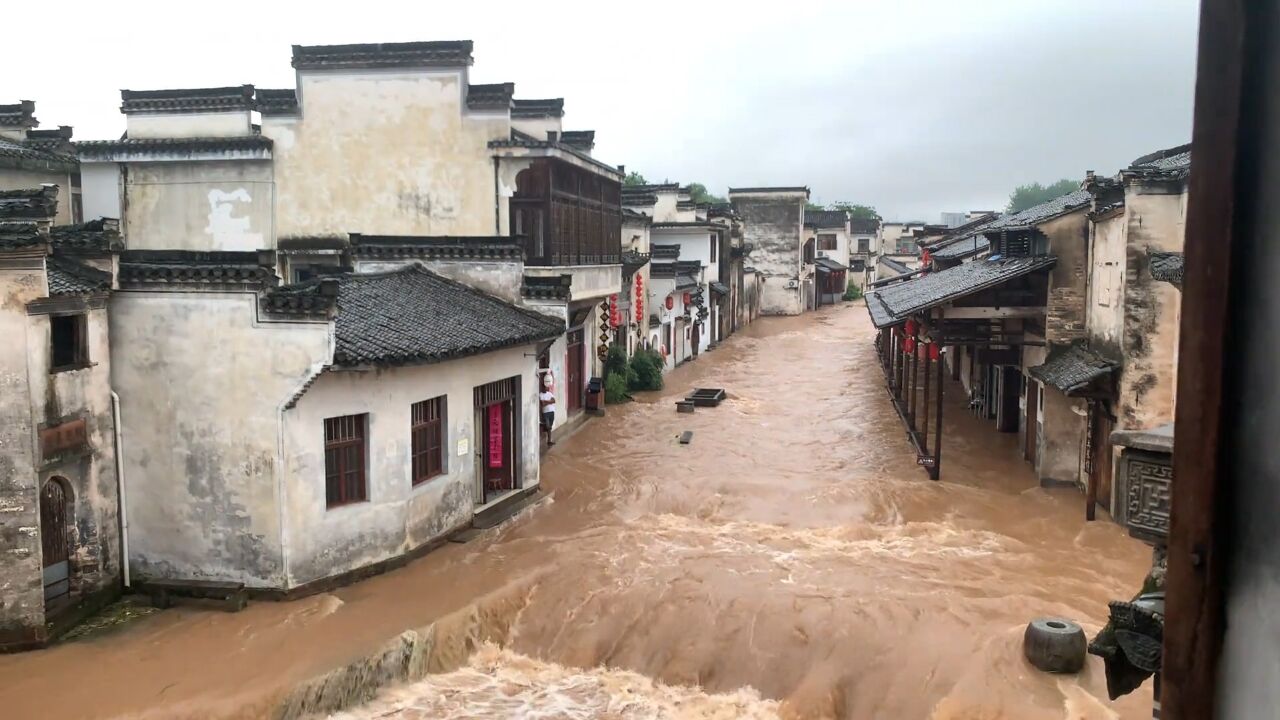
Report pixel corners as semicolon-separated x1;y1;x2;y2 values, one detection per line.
0;304;1152;719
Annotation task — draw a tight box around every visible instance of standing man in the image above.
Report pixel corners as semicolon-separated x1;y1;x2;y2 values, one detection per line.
539;371;557;448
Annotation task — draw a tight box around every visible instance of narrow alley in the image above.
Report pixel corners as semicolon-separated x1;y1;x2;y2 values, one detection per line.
0;303;1151;719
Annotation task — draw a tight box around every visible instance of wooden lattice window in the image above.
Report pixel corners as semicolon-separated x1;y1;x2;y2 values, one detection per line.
819;233;838;251
411;397;446;485
324;414;367;508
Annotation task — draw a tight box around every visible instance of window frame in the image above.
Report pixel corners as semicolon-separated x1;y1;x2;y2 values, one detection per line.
709;233;718;263
49;313;88;373
410;396;447;486
818;233;838;251
324;414;368;509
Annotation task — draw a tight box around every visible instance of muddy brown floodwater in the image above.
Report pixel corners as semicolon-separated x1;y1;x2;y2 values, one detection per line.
0;305;1153;720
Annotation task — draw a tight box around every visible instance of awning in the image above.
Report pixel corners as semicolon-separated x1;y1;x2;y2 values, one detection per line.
864;254;1056;329
676;275;698;290
814;257;847;272
1028;344;1118;395
709;281;730;296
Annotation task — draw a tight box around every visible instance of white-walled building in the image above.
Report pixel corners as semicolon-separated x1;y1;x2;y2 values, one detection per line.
728;187;809;315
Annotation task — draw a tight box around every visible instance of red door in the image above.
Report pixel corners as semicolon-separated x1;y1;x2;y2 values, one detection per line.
567;328;584;412
483;400;514;501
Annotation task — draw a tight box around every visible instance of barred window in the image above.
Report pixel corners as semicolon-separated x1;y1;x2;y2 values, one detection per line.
324;414;367;508
411;397;446;485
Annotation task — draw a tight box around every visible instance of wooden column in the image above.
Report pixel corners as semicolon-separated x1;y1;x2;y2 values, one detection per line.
909;341;919;426
931;337;945;480
921;346;932;454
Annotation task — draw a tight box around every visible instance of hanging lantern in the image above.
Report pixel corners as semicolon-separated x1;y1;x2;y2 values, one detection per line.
683;291;691;305
904;337;917;354
665;296;674;310
929;343;940;361
922;250;932;266
904;318;919;336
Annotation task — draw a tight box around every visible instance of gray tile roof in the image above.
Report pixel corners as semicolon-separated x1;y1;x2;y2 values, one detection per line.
0;221;45;250
1130;144;1192;173
331;265;563;367
77;136;272;159
1150;251;1184;288
47;256;111;295
709;281;730;295
292;41;474;71
983;190;1091;233
931;235;990;261
466;83;515;111
805;210;848;229
50;218;123;254
866;255;1056;328
256;88;299;115
512;98;564;119
878;256;911;275
561;130;595;151
0;137;78;172
814;256;846;271
121;86;255;114
850;217;881;233
0;101;37;128
1028;344;1118;393
0;186;58;219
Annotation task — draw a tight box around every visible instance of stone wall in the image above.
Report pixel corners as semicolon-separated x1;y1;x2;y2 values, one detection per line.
0;258;46;647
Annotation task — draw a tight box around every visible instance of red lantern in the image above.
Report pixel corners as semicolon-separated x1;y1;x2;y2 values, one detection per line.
683;292;691;305
904;318;919;336
904;337;917;354
929;343;940;361
665;296;674;310
922;250;932;266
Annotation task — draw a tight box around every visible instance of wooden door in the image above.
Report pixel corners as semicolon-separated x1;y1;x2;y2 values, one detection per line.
691;322;701;357
1091;409;1116;515
40;478;70;604
567;328;584;412
1025;380;1040;464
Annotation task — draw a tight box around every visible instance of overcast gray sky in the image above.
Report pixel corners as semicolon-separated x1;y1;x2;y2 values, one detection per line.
4;0;1199;221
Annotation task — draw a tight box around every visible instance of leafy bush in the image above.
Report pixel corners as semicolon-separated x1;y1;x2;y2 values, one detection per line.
843;282;863;301
604;343;629;378
628;349;665;392
604;373;630;404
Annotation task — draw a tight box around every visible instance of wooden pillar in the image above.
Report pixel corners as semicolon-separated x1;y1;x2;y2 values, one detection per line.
908;342;919;427
921;346;932;454
931;339;945;480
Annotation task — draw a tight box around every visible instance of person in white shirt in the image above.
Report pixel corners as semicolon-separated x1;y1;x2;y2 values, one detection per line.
538;371;557;447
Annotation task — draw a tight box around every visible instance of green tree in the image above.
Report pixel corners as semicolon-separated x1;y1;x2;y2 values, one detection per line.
624;171;649;187
687;182;727;205
806;201;826;212
828;202;881;221
1007;179;1078;213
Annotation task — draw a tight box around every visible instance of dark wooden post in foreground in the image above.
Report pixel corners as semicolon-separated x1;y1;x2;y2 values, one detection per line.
931;339;944;480
921;346;932;454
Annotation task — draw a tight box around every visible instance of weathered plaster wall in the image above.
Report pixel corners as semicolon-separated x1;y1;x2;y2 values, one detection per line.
652;229;717;282
1037;388;1087;487
80;163;122;222
0;262;45;646
283;345;540;587
265;70;508;238
524;264;621;303
0;172;76;225
732;196;804;315
354;259;523;304
27;304;121;607
1086;212;1127;359
124;161;274;251
1117;185;1186;430
511;117;561;142
110;292;330;587
1041;210;1090;345
126;112;253;139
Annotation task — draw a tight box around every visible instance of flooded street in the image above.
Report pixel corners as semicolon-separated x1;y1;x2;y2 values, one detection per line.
0;304;1152;719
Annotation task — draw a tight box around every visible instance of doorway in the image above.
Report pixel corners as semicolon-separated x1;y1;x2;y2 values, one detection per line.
566;328;584;413
474;376;521;505
40;477;71;605
1025;379;1040;464
691;322;701;357
1089;405;1116;516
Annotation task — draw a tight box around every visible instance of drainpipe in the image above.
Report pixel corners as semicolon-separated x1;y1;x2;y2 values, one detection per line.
493;157;501;235
110;391;130;588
